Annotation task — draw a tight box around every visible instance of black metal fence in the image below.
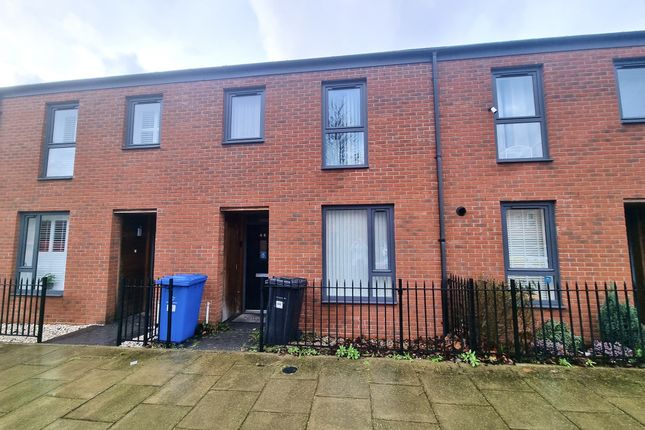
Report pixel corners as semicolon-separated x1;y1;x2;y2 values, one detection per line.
116;279;171;347
0;277;48;342
258;275;645;363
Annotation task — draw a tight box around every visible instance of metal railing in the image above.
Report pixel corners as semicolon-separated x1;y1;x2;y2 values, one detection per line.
257;275;644;362
0;277;48;342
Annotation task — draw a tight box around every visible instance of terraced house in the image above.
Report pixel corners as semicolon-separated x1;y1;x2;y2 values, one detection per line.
0;31;644;340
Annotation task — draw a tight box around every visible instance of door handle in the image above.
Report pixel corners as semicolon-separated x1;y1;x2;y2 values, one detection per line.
255;273;268;278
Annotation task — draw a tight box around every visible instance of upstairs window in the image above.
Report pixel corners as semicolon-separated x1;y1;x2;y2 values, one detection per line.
323;81;367;168
492;67;548;161
125;95;162;148
42;103;78;178
224;88;265;144
615;60;645;123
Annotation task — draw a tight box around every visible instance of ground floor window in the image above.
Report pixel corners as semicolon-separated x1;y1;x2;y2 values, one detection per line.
17;212;69;294
323;205;394;302
501;202;559;304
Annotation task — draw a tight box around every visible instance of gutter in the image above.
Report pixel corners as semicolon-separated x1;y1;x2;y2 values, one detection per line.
432;51;449;335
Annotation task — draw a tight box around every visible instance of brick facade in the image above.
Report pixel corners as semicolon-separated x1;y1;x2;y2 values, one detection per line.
0;34;643;328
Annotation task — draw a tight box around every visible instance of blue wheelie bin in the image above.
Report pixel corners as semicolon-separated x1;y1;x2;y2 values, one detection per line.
157;274;208;343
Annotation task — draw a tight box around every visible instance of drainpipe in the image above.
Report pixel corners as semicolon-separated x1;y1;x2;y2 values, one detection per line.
432;51;449;335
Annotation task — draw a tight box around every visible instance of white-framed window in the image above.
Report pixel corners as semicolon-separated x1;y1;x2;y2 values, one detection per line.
125;95;162;148
42;103;78;178
17;213;70;294
323;205;394;302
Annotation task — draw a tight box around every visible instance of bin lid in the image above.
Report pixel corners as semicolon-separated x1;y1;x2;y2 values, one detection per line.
265;277;307;288
157;274;208;287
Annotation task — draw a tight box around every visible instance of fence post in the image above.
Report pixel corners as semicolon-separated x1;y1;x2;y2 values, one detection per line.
467;278;478;352
143;280;153;346
166;278;173;348
398;279;404;354
116;279;126;346
258;277;265;352
36;277;48;343
509;279;522;359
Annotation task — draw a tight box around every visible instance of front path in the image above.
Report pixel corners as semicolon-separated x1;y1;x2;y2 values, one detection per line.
0;343;642;429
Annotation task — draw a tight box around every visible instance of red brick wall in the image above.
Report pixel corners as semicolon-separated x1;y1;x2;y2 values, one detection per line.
440;46;645;284
0;63;439;324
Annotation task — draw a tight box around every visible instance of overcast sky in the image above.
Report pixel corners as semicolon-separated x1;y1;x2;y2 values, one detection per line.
1;0;644;87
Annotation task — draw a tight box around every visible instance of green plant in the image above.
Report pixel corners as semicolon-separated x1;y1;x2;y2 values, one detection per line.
287;346;319;357
336;345;360;360
584;359;596;368
390;352;413;361
42;273;56;289
428;354;444;363
599;289;644;349
535;320;583;351
458;350;480;367
558;358;572;368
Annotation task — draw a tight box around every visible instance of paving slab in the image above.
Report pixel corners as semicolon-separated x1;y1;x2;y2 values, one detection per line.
182;352;237;375
240;411;308;430
0;395;83;429
212;363;275;391
119;357;181;386
44;418;112;429
468;368;533;392
483;390;577;429
24;347;78;366
65;383;157;422
606;396;645;425
419;372;487;405
308;396;372;430
371;384;436;423
97;349;159;370
179;390;258;429
563;411;643;429
368;358;421;385
111;403;191;430
525;377;614;412
35;357;106;381
271;357;322;380
316;363;370;398
253;379;316;413
372;420;440;429
50;368;130;399
583;373;645;398
0;378;64;412
144;373;219;406
433;404;508;430
0;363;51;390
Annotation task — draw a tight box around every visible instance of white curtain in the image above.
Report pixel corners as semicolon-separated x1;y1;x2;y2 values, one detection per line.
324;132;365;166
133;103;160;145
374;211;389;270
496;76;535;118
326;209;368;297
496;123;543;159
52;109;78;143
230;94;261;139
506;208;548;269
327;87;361;127
35;214;69;292
47;147;76;177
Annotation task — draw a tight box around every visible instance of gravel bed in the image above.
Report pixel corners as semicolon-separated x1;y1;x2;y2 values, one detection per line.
0;323;94;343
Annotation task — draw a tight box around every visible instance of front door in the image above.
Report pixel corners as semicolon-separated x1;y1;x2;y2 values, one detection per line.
245;223;268;310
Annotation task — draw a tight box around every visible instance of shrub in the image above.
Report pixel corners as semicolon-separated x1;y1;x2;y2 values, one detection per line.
592;340;633;358
599;289;644;349
535;320;583;352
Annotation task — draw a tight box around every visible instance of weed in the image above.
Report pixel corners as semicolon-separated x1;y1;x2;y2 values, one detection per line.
458;350;480;367
558;358;573;368
336;345;360;360
287;346;320;357
428;354;444;363
390;352;413;361
584;359;596;368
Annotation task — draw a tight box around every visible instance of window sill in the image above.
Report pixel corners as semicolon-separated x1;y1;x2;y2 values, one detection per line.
497;158;553;164
222;139;264;145
38;176;73;181
621;118;645;124
321;297;396;305
322;164;369;171
46;290;64;297
122;144;161;150
14;290;63;297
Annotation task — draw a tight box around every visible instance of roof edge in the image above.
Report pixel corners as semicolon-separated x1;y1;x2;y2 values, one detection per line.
2;30;645;98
